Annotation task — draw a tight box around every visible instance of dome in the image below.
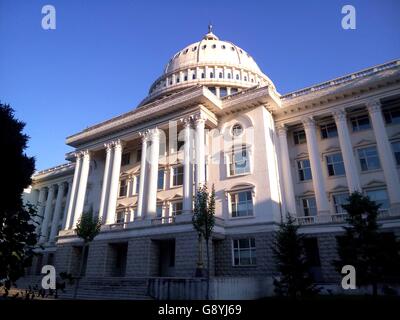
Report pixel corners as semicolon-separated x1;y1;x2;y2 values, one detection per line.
141;27;275;105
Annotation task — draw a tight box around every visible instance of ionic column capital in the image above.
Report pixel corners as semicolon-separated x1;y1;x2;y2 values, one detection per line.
366;99;382;114
276;124;288;136
180;116;194;128
301;116;316;129
194;113;206;126
332;108;347;122
149;128;160;140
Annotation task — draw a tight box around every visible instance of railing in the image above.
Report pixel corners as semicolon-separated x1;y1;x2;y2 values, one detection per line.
151;215;176;225
295;208;399;225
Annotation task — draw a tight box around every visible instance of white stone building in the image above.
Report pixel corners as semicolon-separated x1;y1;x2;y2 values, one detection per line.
22;29;400;299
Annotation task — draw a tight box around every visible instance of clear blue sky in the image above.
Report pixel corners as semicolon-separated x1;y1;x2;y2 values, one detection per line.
0;0;399;171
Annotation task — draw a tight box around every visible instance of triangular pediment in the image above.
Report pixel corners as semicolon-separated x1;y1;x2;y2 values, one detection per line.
364;179;385;187
354;138;374;147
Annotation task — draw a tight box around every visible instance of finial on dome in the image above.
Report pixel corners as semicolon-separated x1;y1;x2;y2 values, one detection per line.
208;23;213;33
203;23;219;40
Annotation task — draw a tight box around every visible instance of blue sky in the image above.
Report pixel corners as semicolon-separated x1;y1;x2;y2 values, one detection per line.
0;0;399;171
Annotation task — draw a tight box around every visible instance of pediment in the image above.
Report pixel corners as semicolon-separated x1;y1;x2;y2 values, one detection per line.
354;138;374;147
330;184;348;192
295;152;309;158
363;179;385;187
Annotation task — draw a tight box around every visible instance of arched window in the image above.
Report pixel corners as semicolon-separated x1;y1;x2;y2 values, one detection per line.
236;74;240;80
212;44;216;49
219;72;223;79
232;123;244;137
244;76;248;81
227;73;232;79
210;72;214;78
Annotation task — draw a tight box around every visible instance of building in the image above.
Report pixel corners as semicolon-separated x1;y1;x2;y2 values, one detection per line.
22;28;400;299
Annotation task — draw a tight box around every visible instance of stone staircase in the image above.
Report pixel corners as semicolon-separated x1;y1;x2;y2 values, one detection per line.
14;276;153;300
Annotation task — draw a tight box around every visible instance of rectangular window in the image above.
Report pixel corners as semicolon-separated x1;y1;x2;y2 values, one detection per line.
351;115;371;132
232;238;256;266
119;180;127;197
293;130;307;145
231;190;253;217
302;197;317;216
135;175;140;194
172;166;184;186
383;107;400;125
333;193;349;214
229;145;250;176
358;146;380;171
158;169;165;190
171;201;183;216
326;153;345;176
297;159;312;181
156;205;163;218
320;123;338;139
220;87;227;97
116;211;125;224
366;189;389;210
392;141;400;165
136;149;142;162
121;153;131;166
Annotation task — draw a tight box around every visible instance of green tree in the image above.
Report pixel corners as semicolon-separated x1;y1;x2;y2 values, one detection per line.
73;208;101;299
0;103;37;291
273;214;318;299
192;184;215;299
333;192;400;296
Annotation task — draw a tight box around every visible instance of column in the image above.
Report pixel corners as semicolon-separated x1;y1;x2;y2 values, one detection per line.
146;129;160;218
72;150;91;228
105;140;123;224
277;125;297;215
61;180;72;230
195;115;206;188
332;109;361;192
302;117;330;215
182;118;193;213
65;153;82;229
98;142;113;223
40;185;55;242
36;187;47;233
49;183;65;242
366;100;400;207
137;133;149;218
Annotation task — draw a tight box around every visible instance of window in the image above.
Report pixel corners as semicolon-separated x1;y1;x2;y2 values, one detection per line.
326;153;345;176
172;165;184;186
392;141;400;165
192;73;196;80
219;72;223;79
176;75;180;83
333;193;349;214
320;123;338;139
236;74;240;80
210;72;214;78
232;238;256;266
135;175;140;194
232;123;243;137
212;44;216;49
220;87;227;97
121;153;130;166
351;115;371;132
202;45;206;49
231;190;253;217
221;45;226;49
297;159;312;181
119;180;127;197
156;205;163;218
231;88;238;94
171;201;183;216
293;130;306;145
201;72;205;79
244;76;247;81
136;149;142;162
358;146;380;171
384;107;400;124
229;145;250;175
184;75;187;81
116;211;125;224
158;169;165;190
302;197;317;216
227;73;231;79
177;139;185;151
366;189;389;210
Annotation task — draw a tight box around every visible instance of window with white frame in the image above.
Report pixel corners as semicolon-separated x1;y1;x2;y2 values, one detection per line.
366;189;389;210
172;165;184;186
320;123;338;139
115;211;125;224
383;106;400;125
171;201;183;216
135;175;140;194
293;130;306;145
351;115;371;132
333;193;349;214
358;146;380;171
392;141;400;165
232;238;256;266
119;179;128;197
230;190;253;217
326;153;345;176
158;169;165;190
302;197;317;216
297;159;312;181
229;145;250;176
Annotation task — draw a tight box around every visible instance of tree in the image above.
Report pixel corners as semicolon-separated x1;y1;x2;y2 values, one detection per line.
272;214;318;299
192;184;215;299
333;192;400;296
0;103;37;291
73;207;101;299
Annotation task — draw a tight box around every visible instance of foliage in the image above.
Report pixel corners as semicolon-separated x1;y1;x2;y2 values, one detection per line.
0;103;37;290
333;192;400;296
273;214;319;298
75;207;101;243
